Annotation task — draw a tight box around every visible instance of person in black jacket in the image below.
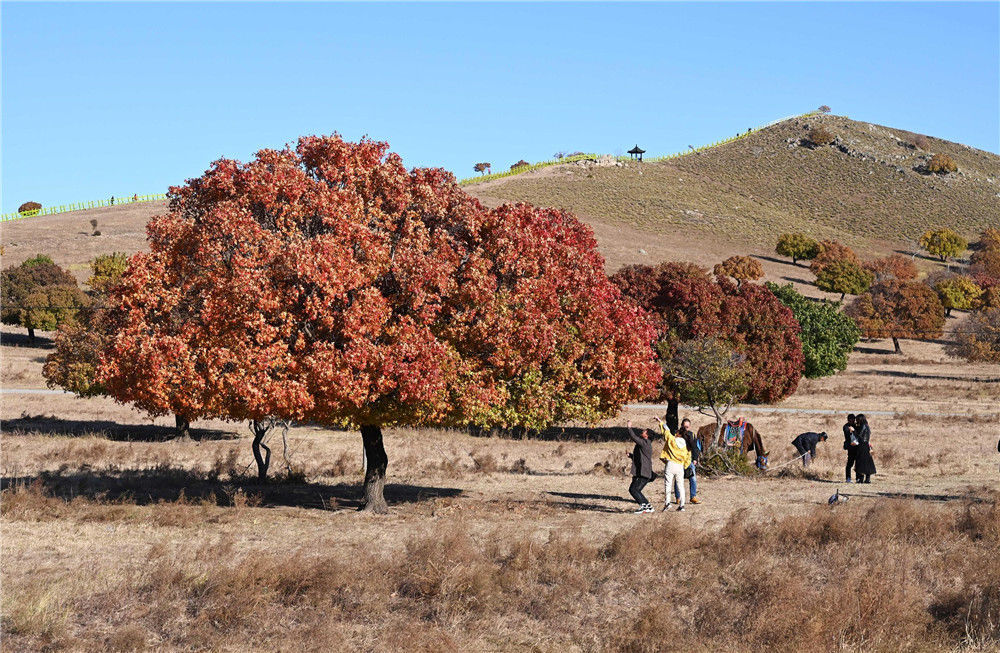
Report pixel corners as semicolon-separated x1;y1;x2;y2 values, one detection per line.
791;431;827;467
626;419;654;514
853;414;876;483
843;414;859;482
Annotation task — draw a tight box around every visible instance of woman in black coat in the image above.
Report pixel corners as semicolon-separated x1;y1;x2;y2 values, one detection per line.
853;414;876;483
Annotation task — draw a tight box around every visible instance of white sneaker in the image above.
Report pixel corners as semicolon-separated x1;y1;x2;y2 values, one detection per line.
677;505;685;512
643;505;654;513
662;504;672;512
633;505;647;514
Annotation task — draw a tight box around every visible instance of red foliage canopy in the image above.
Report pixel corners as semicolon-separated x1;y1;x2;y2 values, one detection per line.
611;262;803;404
97;135;659;432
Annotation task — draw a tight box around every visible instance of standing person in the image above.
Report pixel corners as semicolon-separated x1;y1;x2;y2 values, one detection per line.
655;417;691;512
791;431;827;467
625;420;654;514
675;418;701;504
853;414;876;483
843;414;859;482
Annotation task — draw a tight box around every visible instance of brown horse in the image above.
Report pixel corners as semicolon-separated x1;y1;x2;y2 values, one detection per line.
696;419;769;469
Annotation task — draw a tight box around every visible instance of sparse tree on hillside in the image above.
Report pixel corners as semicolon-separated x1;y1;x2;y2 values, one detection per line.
807;127;835;147
775;233;821;265
846;280;945;354
948;308;1000;363
18;201;41;215
99;135;660;508
766;282;860;378
510;160;531;170
713;255;764;289
971;249;1000;284
864;254;918;282
926;153;958;174
611;262;804;433
815;260;873;301
817;105;831;114
1;255;88;342
934;275;983;316
919;228;967;263
913;135;931;151
668;337;749;443
810;240;860;275
473;162;492;175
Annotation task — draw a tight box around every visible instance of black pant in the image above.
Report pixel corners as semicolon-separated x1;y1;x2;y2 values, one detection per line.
629;476;651;505
845;447;858;481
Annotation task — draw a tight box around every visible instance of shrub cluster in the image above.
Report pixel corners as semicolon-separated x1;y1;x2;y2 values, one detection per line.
18;201;41;215
807;126;835;146
926;153;958;174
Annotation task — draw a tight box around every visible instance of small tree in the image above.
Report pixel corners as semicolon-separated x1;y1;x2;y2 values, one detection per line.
846;280;945;354
934;275;983;316
767;282;860;378
926;153;957;174
815;260;873;300
808;126;835;147
668;337;749;443
510;159;530;170
473;162;492;175
713;255;763;288
18;201;41;215
817;105;831;114
810;240;860;275
1;255;88;341
975;227;1000;253
775;233;820;265
948;308;1000;363
971;249;1000;283
87;252;129;294
864;254;917;282
919;228;967;262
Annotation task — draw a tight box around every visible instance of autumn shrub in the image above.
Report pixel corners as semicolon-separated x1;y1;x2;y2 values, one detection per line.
847;280;945;353
920;228;967;262
809;239;859;274
864;254;918;282
948;307;1000;362
713;255;763;288
775;233;820;265
971;249;1000;282
509;159;530;170
976;227;1000;253
912;134;931;150
0;255;89;341
814;259;873;300
934;275;983;315
807;126;835;146
926;153;958;174
17;201;41;215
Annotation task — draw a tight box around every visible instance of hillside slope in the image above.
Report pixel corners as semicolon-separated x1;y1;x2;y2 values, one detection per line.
465;114;1000;247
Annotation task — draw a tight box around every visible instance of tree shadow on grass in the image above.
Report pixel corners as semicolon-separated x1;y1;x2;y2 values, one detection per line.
471;425;645;443
780;275;816;286
0;330;54;349
1;415;238;442
753;254;800;268
1;468;462;511
856;369;1000;383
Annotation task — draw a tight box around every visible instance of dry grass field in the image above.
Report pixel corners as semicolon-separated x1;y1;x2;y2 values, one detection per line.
2;157;999;650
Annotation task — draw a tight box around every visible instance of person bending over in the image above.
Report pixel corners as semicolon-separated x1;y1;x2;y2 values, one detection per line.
791;431;827;468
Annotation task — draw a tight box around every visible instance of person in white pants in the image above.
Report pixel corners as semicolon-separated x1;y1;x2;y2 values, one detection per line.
655;417;691;512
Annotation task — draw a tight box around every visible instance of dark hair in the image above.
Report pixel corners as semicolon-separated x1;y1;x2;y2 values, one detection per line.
847;414;856;421
856;414;869;429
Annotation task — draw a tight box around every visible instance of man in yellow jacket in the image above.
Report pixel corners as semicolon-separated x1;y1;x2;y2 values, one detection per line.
655;417;691;512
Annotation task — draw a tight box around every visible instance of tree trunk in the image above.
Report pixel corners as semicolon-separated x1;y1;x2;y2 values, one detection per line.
945;307;952;317
251;420;272;481
840;292;846;301
361;424;389;514
665;399;679;436
174;414;191;440
27;326;35;342
892;337;901;354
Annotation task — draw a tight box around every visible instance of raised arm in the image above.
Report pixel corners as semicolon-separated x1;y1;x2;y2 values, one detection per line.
626;420;643;445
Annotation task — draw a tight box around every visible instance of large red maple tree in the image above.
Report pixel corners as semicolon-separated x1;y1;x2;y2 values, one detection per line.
98;135;659;511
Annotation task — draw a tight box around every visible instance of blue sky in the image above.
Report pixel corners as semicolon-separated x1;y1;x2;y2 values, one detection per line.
2;1;998;212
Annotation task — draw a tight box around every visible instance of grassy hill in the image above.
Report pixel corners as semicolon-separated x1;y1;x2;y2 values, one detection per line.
464;114;1000;248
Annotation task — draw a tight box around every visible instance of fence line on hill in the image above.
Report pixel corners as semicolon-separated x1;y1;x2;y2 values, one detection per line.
1;194;168;223
458;110;823;186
